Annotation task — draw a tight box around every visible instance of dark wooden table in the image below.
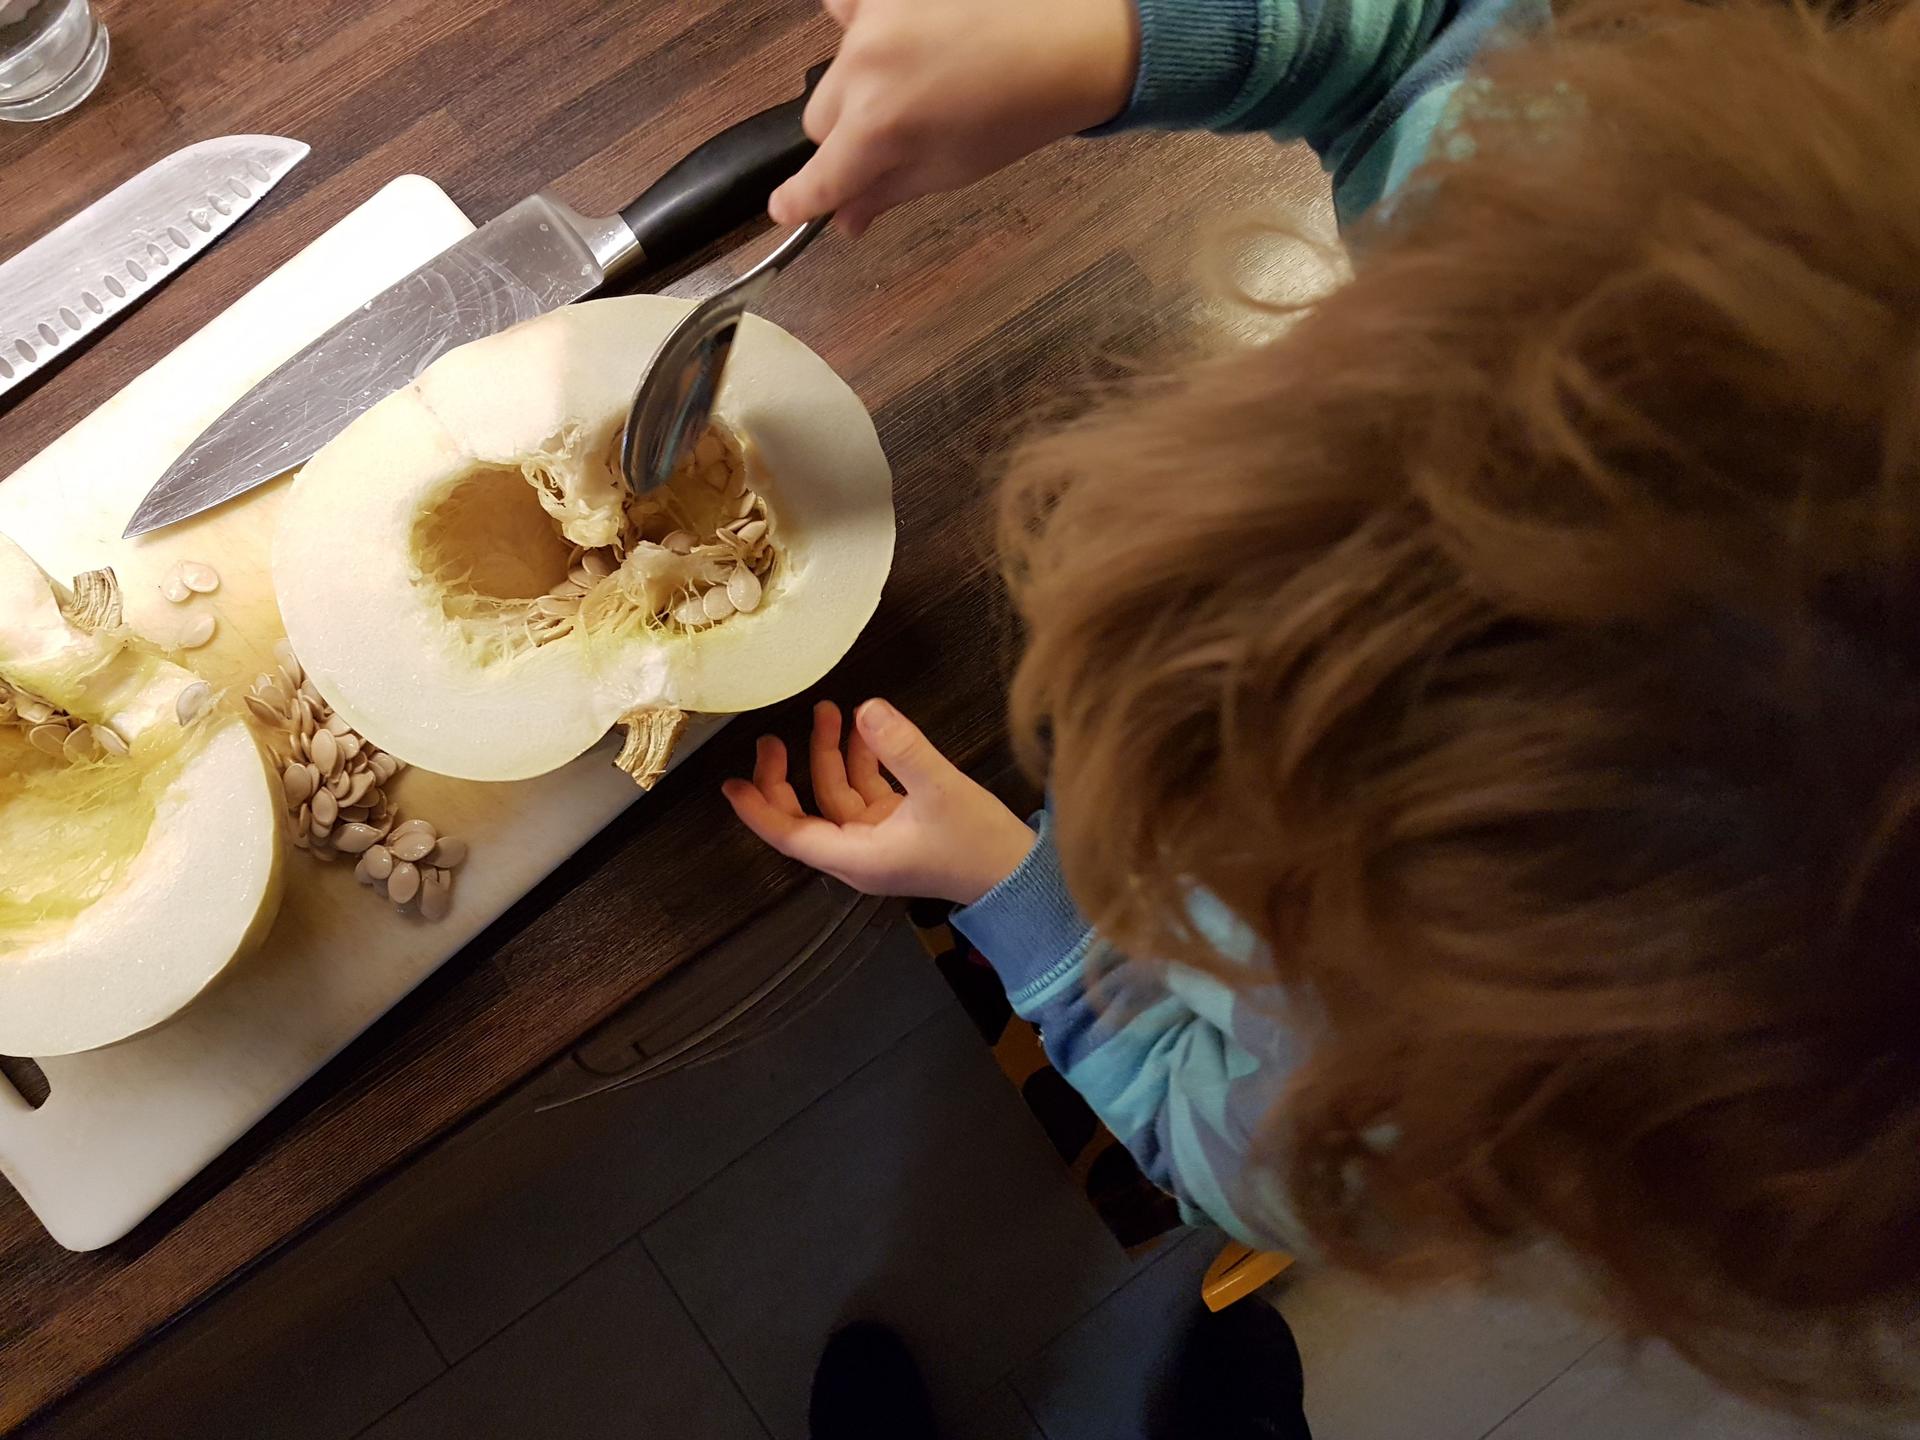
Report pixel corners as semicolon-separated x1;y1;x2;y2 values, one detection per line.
0;0;1329;1428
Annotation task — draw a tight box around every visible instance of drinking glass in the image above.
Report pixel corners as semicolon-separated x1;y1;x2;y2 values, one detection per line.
0;0;108;124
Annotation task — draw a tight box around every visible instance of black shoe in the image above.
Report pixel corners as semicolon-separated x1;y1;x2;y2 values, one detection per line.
808;1321;940;1440
1157;1300;1312;1440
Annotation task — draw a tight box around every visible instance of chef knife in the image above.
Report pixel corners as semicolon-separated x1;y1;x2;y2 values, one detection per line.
125;65;828;539
0;135;308;404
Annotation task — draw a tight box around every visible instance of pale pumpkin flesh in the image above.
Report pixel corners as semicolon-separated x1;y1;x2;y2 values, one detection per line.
0;534;284;1057
274;296;895;785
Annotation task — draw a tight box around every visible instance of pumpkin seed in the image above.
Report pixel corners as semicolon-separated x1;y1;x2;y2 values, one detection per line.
391;817;436;844
273;639;303;685
702;585;736;622
334;822;384;855
159;570;192;604
386;860;421;906
28;723;67;757
179;561;220;594
419;868;452;921
63;726;97;763
94;726;130;758
694;432;723;468
344;770;376;807
283;763;316;806
429;836;468;868
663;531;695;555
359;844;394;882
536;593;580;618
176;680;214;727
727;568;762;614
326;770;351;800
310;728;339;775
583;549;616;578
732;519;768;546
15;697;50;724
311;787;338;827
701;462;730;490
324;711;352;737
389;829;436;863
176;612;216;650
370;752;399;783
340;733;362;760
732;489;757;520
296;801;312;835
672;596;706;627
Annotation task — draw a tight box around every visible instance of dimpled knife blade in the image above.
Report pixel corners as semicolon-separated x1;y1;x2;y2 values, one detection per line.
0;135;308;402
121;193;626;539
123;66;831;539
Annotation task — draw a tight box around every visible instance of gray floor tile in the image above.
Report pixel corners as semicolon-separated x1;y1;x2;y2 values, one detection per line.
1487;1337;1843;1440
949;1385;1047;1440
37;1279;444;1440
643;1007;1143;1440
394;924;949;1360
1274;1265;1607;1440
1011;1230;1217;1440
364;1239;765;1440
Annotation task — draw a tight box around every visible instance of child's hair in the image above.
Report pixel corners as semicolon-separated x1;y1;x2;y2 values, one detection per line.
999;0;1920;1412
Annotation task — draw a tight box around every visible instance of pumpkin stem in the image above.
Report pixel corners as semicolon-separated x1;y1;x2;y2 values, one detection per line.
63;568;123;634
614;705;689;790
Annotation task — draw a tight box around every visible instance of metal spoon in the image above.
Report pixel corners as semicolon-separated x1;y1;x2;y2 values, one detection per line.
620;215;829;495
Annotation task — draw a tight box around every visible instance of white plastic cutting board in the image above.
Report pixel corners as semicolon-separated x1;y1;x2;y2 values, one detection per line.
0;176;723;1251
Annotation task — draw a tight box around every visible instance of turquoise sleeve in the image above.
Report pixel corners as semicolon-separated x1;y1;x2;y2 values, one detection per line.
1095;0;1544;224
954;819;1306;1249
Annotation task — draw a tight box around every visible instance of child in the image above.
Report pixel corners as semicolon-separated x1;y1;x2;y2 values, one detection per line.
728;0;1920;1419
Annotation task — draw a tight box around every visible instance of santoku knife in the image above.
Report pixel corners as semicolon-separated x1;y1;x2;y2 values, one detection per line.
0;135;308;403
125;66;828;539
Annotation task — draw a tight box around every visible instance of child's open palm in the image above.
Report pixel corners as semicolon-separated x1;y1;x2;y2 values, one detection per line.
724;699;1037;905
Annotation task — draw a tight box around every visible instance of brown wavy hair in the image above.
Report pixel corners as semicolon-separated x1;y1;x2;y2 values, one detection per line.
999;0;1920;1413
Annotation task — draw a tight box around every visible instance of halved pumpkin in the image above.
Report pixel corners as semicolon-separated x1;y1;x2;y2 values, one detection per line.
273;296;894;785
0;534;284;1057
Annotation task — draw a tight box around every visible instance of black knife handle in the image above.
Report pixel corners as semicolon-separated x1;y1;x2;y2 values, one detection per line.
622;62;830;275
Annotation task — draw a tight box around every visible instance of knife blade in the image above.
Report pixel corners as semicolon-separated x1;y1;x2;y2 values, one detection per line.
0;135;308;403
124;66;827;539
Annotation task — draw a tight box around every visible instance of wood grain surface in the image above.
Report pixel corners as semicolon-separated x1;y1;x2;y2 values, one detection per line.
0;0;1332;1427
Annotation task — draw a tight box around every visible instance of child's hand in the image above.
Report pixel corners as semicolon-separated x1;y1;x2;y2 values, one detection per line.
770;0;1141;236
723;699;1037;905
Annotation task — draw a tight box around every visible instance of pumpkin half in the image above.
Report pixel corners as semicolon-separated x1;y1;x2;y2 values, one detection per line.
273;296;895;785
0;533;284;1057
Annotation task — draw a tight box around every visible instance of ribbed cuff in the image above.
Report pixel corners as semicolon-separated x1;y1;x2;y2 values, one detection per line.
1086;0;1262;135
952;813;1094;1007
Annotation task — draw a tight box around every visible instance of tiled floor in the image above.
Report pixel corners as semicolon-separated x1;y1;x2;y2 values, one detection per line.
36;923;1845;1440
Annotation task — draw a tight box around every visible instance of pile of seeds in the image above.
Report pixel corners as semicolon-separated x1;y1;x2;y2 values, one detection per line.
157;558;220;650
647;427;774;631
245;639;467;919
524;427;776;648
0;567;136;763
348;818;462;921
0;677;130;763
